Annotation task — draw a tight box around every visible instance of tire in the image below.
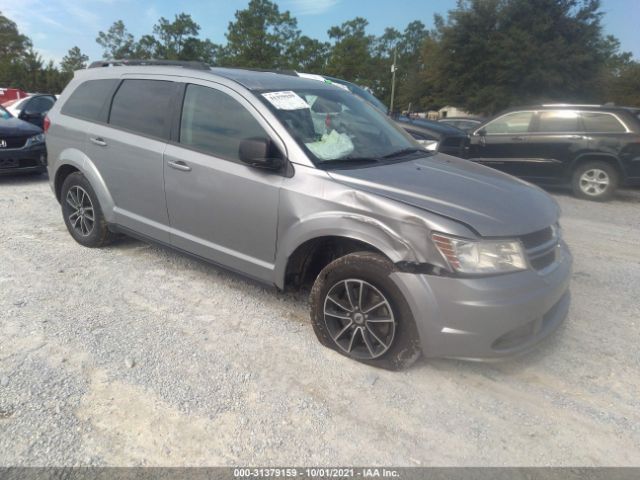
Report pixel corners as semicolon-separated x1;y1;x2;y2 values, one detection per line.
310;251;421;370
60;172;113;247
571;161;618;201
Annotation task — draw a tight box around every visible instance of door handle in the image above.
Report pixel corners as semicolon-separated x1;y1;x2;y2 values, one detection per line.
167;160;192;172
511;136;525;141
90;137;107;147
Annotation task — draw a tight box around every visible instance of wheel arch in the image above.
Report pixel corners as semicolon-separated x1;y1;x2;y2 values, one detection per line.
275;213;420;290
570;152;626;180
53;149;116;222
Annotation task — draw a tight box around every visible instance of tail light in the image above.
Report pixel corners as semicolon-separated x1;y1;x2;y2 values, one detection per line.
43;115;51;133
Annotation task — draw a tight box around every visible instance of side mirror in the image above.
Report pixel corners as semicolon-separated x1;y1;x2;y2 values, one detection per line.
239;137;285;170
476;128;487;137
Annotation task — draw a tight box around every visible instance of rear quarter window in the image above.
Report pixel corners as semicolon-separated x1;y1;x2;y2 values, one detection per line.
580;112;627;133
61;79;118;121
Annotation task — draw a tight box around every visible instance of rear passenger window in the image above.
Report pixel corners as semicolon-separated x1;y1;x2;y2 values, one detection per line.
109;80;176;139
61;79;118;121
581;112;626;133
537;110;580;132
179;84;267;161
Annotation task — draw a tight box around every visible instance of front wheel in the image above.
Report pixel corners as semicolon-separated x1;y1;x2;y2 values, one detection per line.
310;252;421;370
571;161;618;201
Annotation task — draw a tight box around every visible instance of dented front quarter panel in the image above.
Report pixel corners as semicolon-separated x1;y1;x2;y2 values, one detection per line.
273;164;475;289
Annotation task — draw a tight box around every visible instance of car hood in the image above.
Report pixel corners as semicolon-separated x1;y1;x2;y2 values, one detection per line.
0;116;42;136
327;154;559;237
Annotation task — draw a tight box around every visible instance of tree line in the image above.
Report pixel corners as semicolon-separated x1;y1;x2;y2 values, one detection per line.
1;0;638;115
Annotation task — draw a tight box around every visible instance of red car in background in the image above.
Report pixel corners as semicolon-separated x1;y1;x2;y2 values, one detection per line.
0;88;29;105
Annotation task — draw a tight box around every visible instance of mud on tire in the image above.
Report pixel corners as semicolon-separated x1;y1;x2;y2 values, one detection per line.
309;251;421;370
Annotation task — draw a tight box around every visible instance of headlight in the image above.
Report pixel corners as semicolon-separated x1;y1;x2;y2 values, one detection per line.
432;232;527;275
417;139;439;151
25;133;45;147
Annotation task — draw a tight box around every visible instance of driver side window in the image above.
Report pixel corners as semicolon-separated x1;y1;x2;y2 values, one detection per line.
180;84;268;163
484;111;534;134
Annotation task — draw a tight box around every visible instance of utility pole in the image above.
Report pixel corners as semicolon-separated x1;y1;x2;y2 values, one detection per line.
389;49;397;115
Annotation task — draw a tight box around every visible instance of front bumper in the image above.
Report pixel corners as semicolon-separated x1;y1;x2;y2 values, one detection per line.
391;241;572;359
0;144;47;175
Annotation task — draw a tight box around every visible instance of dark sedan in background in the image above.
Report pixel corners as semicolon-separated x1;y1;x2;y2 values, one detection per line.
395;116;468;157
438;116;485;132
0;105;47;175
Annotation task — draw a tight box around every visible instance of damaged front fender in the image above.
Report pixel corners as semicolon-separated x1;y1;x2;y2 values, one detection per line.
273;165;475;288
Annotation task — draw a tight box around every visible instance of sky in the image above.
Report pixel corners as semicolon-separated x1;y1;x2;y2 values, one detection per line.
0;0;638;66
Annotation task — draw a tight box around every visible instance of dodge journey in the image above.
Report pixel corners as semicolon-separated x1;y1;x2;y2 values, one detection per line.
45;60;572;369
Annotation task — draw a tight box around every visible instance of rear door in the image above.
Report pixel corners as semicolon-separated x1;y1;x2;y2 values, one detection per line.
581;111;638;178
518;109;587;182
85;77;181;242
163;82;284;283
467;111;535;176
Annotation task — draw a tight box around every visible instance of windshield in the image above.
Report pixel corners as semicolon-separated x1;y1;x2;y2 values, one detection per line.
0;106;11;119
326;77;389;114
258;87;421;166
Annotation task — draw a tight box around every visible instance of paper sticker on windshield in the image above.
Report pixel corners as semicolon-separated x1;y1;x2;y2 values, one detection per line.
262;91;309;110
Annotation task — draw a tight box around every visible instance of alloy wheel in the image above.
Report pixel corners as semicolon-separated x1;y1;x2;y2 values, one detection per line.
66;186;95;236
579;168;610;196
323;279;396;360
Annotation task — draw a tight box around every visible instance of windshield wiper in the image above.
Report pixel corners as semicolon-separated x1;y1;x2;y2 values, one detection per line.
315;157;380;167
381;147;429;159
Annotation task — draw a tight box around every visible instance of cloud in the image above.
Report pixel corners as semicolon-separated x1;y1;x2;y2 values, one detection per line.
284;0;340;15
145;5;159;24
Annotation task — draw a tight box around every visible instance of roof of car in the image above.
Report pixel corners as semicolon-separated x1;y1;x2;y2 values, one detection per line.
439;117;484;122
210;67;337;91
396;116;468;136
83;60;338;92
505;104;637;114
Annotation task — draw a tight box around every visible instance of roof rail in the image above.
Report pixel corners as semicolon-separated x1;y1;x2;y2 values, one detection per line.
541;103;601;107
88;59;211;70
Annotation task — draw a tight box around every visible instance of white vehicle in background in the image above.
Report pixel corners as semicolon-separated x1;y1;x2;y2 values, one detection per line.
3;94;57;129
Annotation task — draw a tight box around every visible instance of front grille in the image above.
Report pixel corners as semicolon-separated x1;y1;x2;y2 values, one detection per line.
0;136;28;149
520;226;558;271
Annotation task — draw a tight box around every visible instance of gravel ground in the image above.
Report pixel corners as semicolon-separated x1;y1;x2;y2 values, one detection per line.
1;173;639;467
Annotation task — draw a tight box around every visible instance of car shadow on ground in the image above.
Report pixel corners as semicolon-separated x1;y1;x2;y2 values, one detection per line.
0;172;49;185
544;185;640;203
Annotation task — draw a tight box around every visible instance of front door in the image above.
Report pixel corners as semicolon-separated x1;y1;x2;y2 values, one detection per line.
467;110;535;177
164;82;284;283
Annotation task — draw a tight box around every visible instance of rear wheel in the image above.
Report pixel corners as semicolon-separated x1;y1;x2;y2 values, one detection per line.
571;161;618;201
61;172;113;247
310;252;421;370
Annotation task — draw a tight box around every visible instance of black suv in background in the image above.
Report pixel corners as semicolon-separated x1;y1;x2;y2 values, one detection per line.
467;105;640;200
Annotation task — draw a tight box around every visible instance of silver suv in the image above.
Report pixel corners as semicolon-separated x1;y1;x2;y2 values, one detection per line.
45;61;572;369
